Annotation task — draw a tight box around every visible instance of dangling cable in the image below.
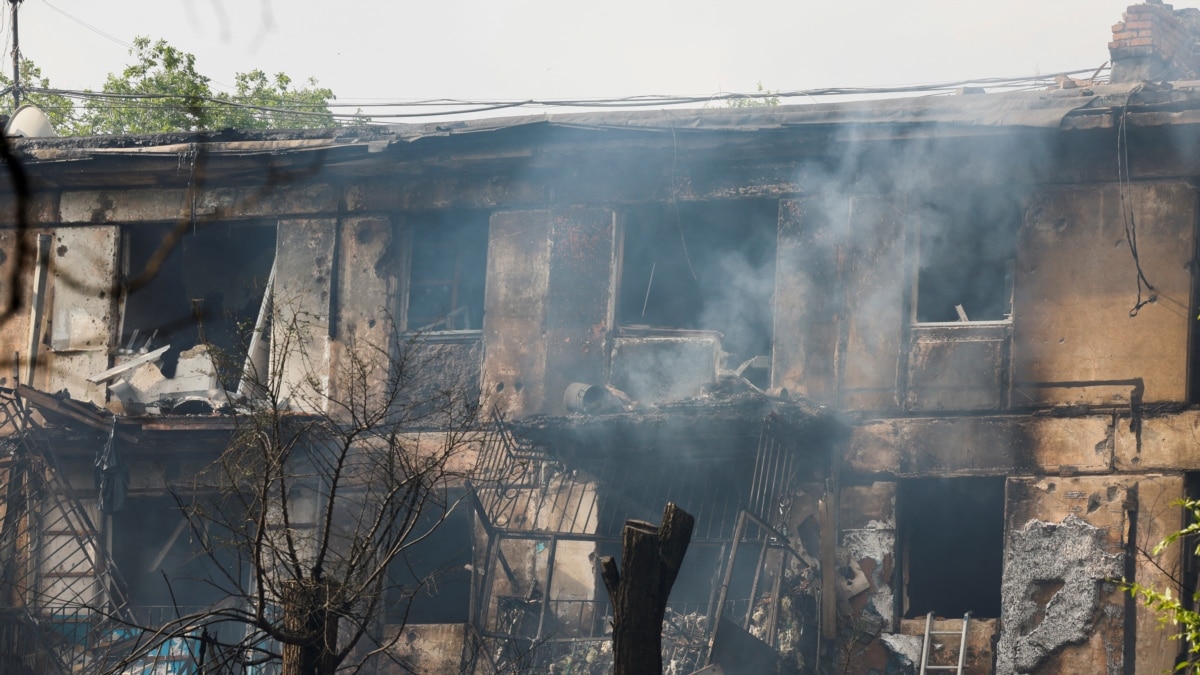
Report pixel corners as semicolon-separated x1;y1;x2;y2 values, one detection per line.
1117;86;1156;317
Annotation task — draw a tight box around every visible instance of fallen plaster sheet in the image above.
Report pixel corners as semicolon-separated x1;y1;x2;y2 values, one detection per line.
881;633;922;671
996;515;1122;674
840;527;895;632
94;344;229;414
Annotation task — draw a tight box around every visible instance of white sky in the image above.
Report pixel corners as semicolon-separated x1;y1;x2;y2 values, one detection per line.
7;0;1165;119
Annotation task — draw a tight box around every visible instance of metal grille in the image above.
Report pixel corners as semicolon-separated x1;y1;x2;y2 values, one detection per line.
469;407;823;672
0;388;135;674
473;408;603;535
748;414;807;531
474;408;797;541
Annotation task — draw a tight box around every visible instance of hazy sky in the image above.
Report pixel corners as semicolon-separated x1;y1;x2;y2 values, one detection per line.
8;0;1162;118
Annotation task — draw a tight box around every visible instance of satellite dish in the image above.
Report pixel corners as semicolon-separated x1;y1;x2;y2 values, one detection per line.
5;104;57;138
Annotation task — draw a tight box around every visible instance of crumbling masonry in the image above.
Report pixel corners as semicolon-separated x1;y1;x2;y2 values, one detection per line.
6;4;1200;673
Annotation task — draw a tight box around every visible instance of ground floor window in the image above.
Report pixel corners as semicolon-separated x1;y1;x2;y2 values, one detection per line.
899;477;1004;618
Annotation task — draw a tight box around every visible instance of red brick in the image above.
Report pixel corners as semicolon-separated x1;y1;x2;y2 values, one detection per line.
1110;43;1157;56
1125;19;1154;29
1126;36;1156;47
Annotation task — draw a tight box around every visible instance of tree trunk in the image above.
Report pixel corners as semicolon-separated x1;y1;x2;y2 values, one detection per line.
281;579;339;675
600;502;695;675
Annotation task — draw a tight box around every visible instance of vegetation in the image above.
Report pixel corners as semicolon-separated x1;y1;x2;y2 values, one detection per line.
725;81;780;108
1125;497;1200;672
95;314;483;674
1;36;340;135
0;58;79;133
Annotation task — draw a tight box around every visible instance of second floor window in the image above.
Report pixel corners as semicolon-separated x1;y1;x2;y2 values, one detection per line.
617;200;777;365
404;212;489;332
914;193;1019;323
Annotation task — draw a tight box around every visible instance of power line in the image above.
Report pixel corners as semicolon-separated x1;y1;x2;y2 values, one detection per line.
20;64;1110;124
39;0;132;49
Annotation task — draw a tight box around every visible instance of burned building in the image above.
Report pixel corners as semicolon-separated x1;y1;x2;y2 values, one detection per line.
6;3;1200;673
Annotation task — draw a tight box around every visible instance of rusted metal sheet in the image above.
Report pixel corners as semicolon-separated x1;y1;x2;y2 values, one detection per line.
45;226;119;404
1012;183;1196;405
17;385;137;443
906;322;1009;411
480;210;552;418
772;198;838;402
840;195;907;412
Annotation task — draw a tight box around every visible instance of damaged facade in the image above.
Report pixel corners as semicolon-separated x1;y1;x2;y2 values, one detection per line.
8;4;1200;673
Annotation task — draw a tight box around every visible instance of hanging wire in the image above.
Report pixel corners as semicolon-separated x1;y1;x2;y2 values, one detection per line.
1116;85;1156;317
669;124;697;282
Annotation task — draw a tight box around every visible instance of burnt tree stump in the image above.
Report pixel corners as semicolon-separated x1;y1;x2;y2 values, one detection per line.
600;502;695;675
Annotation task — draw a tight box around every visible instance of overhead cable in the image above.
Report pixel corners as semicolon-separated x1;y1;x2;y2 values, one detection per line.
20;66;1110;122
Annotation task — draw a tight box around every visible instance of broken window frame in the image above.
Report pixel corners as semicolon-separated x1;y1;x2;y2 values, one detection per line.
117;221;277;393
909;197;1019;327
613;200;778;392
398;211;489;336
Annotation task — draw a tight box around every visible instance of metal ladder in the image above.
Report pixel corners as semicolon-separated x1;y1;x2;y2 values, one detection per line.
919;611;970;674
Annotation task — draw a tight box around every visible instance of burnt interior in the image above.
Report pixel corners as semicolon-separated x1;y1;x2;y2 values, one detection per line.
915;193;1019;323
900;477;1005;618
111;495;236;623
385;493;473;624
405;210;489;332
618;200;777;365
466;406;828;672
122;222;276;380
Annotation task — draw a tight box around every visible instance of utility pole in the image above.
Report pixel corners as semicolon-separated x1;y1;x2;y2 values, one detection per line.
9;0;21;109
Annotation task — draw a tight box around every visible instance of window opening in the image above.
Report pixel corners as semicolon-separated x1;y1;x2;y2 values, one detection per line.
122;222;275;382
111;495;236;625
405;211;488;332
385;492;473;623
618;200;777;371
914;194;1019;323
899;477;1004;618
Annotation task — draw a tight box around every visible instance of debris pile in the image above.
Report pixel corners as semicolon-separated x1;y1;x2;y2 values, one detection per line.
88;341;234;415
